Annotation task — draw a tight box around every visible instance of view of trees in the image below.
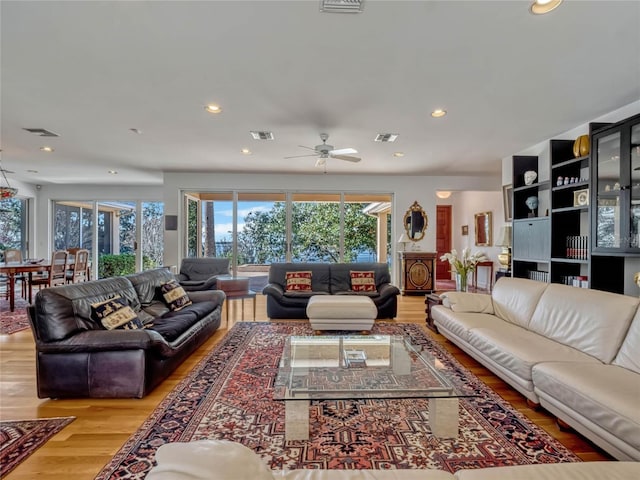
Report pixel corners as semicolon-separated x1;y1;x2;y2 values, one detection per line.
0;198;24;258
236;202;378;264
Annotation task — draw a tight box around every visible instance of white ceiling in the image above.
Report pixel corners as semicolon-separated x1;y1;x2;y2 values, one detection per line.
1;0;639;186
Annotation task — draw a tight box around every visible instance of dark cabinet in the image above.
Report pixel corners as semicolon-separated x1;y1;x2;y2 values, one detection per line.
590;113;640;294
398;251;436;294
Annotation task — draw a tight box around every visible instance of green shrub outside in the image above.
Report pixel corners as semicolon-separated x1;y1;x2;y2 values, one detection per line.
98;254;156;278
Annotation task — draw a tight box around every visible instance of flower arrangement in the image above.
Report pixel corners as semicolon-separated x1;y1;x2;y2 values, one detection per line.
440;248;487;291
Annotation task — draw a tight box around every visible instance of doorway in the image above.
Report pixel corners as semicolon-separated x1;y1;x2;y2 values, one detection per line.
435;205;452;280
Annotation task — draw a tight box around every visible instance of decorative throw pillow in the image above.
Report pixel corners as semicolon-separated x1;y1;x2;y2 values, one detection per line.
285;271;312;292
91;295;144;330
160;279;192;311
350;270;377;292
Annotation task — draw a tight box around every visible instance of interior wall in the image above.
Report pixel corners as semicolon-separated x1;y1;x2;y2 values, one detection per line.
446;191;505;290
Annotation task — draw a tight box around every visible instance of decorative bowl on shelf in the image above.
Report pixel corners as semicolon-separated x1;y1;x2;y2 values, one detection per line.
573;135;589;157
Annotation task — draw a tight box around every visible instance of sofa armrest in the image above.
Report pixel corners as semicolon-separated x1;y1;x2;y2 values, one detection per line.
262;283;285;299
35;328;166;353
188;289;226;306
175;273;189;282
440;292;494;314
378;283;400;299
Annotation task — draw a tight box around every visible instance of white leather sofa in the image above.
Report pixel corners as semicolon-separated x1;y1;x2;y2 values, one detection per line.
431;277;640;461
146;440;640;480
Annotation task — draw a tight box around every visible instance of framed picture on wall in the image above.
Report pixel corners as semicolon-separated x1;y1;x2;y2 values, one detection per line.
461;225;469;236
502;184;513;222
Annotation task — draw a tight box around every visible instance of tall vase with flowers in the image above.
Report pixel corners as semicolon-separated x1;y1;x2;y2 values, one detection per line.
440;248;488;292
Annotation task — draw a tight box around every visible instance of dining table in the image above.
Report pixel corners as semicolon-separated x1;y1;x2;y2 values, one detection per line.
0;261;52;312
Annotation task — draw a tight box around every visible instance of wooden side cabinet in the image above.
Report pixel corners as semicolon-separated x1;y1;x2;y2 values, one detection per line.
398;251;436;295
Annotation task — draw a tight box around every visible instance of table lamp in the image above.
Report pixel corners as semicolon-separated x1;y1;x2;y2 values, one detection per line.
496;225;512;270
397;232;410;252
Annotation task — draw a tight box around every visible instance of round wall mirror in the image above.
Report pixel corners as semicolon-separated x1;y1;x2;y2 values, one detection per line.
404;201;428;241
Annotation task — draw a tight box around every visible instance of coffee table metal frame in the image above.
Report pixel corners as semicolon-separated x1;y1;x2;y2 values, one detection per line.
274;335;476;441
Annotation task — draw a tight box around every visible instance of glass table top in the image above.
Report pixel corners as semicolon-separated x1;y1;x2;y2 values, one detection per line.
274;335;476;401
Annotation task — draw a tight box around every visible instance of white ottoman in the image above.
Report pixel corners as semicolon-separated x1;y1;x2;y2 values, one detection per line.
306;295;377;332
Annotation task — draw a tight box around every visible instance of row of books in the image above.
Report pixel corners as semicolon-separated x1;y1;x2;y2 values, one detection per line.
566;235;588;260
560;275;589;288
527;270;549;283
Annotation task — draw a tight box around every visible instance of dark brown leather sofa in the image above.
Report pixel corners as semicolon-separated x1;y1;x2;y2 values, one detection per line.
27;268;224;399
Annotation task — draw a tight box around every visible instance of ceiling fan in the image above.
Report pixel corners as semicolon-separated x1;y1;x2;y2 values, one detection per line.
285;133;361;167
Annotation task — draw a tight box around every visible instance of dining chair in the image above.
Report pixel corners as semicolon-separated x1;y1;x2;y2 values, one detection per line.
31;250;69;291
66;249;89;283
2;248;27;299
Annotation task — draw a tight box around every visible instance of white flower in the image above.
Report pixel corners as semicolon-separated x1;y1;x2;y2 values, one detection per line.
439;248;487;275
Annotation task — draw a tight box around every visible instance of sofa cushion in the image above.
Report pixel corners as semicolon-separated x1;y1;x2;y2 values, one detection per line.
431;308;497;343
91;295;144;330
127;268;176;306
160;280;192;311
613;309;640;374
329;262;391;293
179;258;229;282
528;283;639;363
491;277;548;329
533;362;640;453
468;322;600;382
285;271;312;292
350;270;376;292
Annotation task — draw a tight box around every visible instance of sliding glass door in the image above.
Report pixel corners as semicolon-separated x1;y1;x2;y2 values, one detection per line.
183;190;392;269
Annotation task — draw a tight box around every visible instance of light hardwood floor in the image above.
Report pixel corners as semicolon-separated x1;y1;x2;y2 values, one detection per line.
0;294;610;479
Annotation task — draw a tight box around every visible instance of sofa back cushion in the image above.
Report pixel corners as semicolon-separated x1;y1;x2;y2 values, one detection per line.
613;308;640;374
127;268;177;306
32;276;139;342
268;263;331;294
179;258;229;281
329;263;391;293
491;277;548;329
529;283;639;363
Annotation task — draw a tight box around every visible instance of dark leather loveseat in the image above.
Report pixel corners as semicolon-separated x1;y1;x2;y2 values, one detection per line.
27;268;224;399
262;262;399;319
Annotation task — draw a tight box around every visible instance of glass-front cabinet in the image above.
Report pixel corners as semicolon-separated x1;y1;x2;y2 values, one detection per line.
592;113;640;254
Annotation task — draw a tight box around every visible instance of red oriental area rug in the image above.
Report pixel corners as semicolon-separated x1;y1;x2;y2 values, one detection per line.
0;298;31;335
0;417;75;477
96;322;580;479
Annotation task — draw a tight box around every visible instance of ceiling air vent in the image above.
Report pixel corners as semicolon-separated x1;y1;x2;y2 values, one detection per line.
374;133;399;143
320;0;364;13
23;128;60;137
250;131;275;140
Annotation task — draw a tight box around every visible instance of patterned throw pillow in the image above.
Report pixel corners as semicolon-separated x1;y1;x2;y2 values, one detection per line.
285;271;312;292
160;279;192;311
350;270;377;292
91;295;144;330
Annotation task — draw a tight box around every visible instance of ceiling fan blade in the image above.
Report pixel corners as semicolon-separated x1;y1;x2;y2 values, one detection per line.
298;145;318;152
284;153;319;159
315;158;327;168
331;154;361;163
329;148;357;155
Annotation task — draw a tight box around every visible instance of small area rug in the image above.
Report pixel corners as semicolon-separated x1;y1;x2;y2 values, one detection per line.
0;298;31;335
0;417;75;476
96;321;580;478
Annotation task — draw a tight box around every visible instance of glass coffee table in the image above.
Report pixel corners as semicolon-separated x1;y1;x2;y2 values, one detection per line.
274;335;476;441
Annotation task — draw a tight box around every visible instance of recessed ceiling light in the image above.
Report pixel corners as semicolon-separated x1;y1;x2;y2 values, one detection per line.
241;148;252;155
431;109;447;118
40;146;54;152
530;0;562;15
392;152;404;157
108;170;118;175
204;104;222;114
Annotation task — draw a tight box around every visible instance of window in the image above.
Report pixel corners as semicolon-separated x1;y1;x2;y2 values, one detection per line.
0;197;27;258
